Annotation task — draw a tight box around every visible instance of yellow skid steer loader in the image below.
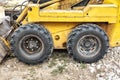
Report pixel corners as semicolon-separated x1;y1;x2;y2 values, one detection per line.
0;0;120;64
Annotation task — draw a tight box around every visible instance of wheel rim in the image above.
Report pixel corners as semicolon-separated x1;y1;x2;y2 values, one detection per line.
20;34;44;55
77;35;101;57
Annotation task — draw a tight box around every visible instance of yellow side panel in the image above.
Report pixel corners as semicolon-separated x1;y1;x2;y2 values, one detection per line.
107;24;120;47
104;0;120;47
103;0;119;4
39;22;120;49
27;4;117;23
84;4;117;17
41;22;79;49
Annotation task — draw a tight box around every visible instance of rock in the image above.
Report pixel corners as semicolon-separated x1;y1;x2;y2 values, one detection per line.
97;77;105;80
89;66;96;73
6;65;11;68
96;64;101;70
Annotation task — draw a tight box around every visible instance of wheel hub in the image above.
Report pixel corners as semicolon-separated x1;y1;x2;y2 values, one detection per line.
77;35;101;57
22;35;43;54
84;41;91;48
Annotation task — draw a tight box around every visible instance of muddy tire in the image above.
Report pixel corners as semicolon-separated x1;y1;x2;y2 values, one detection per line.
10;24;53;64
67;24;109;63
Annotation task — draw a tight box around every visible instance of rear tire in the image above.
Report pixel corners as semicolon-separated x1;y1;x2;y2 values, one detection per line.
10;24;53;64
67;24;109;63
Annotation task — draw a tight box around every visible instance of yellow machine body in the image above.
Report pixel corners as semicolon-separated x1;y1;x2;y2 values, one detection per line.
16;0;120;49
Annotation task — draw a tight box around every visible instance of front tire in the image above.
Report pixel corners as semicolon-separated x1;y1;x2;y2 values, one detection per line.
67;24;109;63
10;24;53;64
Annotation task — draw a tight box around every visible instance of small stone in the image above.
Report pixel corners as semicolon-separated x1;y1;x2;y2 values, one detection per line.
6;65;11;68
100;73;105;77
97;65;101;70
97;77;105;80
96;74;100;78
91;63;96;67
89;66;96;73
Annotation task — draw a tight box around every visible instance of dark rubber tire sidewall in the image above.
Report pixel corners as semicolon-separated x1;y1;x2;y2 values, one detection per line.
10;24;53;64
73;29;106;62
67;24;109;63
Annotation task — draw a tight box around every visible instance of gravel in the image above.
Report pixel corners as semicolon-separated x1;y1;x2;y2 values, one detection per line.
0;48;119;80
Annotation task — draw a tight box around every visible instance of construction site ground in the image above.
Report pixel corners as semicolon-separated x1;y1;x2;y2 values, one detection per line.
0;0;120;80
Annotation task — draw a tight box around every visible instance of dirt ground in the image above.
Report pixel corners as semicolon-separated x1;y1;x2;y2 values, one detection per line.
0;50;92;80
0;48;120;80
0;0;120;80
